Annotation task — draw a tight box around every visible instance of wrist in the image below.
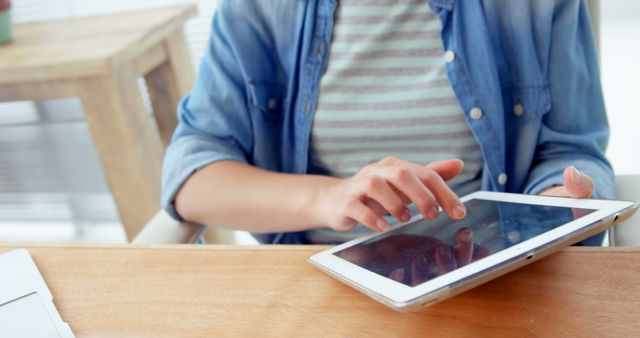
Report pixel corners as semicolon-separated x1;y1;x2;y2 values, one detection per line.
306;175;342;229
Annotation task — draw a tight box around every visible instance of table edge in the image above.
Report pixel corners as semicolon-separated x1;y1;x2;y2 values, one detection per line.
0;243;638;254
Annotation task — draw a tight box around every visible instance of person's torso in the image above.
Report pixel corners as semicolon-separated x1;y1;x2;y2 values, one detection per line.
225;0;563;244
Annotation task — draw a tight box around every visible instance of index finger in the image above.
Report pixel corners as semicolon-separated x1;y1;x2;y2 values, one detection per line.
418;168;466;220
425;159;464;181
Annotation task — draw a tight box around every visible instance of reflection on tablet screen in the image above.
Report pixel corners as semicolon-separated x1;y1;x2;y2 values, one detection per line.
334;199;595;287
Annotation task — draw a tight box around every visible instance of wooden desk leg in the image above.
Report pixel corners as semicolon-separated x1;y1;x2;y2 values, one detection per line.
145;29;195;147
77;68;164;241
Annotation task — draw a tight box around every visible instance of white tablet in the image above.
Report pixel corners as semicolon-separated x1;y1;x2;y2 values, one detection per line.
309;191;638;312
0;249;74;337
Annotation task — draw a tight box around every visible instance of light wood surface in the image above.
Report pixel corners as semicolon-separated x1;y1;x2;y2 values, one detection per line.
1;245;638;337
0;5;197;240
145;29;194;146
0;5;197;84
76;69;164;234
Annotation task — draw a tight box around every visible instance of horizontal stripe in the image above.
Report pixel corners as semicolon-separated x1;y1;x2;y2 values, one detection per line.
313;130;474;143
328;170;482;181
324;66;439;78
326;162;485;175
320;79;450;94
318;86;456;104
327;171;481;181
314;136;480;152
312;122;473;137
330;48;442;61
314;115;465;128
327;168;483;180
318;97;459;111
316;148;484;164
313;106;465;119
318;71;447;86
312;107;464;122
316;144;482;156
336;12;436;25
339;0;426;7
324;156;484;172
333;16;440;35
333;17;436;35
332;30;440;44
450;179;483;198
315;140;481;155
338;3;428;17
323;55;445;69
330;38;443;53
451;168;485;180
460;167;486;176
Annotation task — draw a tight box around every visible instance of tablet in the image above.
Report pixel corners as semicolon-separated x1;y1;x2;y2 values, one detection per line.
0;249;74;337
309;191;638;312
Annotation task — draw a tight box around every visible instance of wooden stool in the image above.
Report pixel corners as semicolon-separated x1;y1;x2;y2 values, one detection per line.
0;5;197;240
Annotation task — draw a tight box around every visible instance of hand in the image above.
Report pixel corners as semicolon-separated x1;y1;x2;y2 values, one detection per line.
318;157;468;233
538;165;594;198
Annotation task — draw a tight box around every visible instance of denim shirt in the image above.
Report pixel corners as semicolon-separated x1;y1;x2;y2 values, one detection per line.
162;0;613;245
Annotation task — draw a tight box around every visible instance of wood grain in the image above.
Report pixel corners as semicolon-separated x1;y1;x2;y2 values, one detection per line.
77;69;163;240
0;5;197;84
144;29;194;147
0;79;77;102
0;245;637;337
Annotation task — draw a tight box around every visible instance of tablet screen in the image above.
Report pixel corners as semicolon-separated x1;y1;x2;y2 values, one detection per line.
334;199;595;287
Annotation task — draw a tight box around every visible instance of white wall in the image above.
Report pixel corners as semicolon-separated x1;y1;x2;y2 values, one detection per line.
601;1;640;175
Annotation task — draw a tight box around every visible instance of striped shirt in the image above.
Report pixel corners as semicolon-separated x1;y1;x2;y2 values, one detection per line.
306;0;484;243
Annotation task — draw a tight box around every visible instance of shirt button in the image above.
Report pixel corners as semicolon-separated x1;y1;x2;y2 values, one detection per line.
498;173;508;185
444;50;456;63
469;107;483;120
267;98;278;110
514;103;524;116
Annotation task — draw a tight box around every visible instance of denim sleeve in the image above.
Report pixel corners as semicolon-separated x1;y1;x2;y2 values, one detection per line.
161;2;254;220
522;0;614;200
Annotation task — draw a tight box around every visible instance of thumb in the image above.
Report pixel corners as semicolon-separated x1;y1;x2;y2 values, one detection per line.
563;166;594;199
425;159;464;182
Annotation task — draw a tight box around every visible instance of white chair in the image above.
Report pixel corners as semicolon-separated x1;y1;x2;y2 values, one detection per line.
583;1;640;245
132;210;207;244
132;208;238;244
610;175;640;246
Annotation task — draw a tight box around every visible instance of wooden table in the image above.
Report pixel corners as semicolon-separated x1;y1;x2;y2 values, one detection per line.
1;245;638;337
0;5;197;240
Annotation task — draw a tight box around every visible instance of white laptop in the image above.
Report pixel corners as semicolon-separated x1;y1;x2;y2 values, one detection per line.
0;249;74;338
